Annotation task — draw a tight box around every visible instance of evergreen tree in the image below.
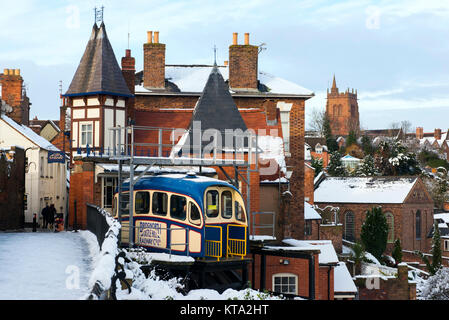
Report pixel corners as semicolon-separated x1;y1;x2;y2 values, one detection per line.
346;130;357;147
416;221;442;275
323;114;339;152
361;135;374;156
310;156;323;177
361;207;389;261
356;154;377;176
327;151;347;176
392;239;402;265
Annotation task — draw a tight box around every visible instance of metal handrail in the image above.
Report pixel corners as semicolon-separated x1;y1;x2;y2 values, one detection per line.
251;211;275;237
227;224;247;259
205;225;222;261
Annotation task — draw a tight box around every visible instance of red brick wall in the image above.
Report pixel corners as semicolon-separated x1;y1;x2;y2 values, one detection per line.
249;252;326;299
143;43;165;89
355;265;416;300
68;161;98;229
229;45;258;90
304;164;315;204
319;224;343;254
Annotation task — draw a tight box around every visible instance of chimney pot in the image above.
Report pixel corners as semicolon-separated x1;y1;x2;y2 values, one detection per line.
147;31;153;43
244;33;249;45
224;60;228;66
154;31;159;44
4;69;8;75
126;49;131;57
233;32;238;45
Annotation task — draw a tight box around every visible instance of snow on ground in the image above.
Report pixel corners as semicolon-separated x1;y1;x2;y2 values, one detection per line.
0;231;96;300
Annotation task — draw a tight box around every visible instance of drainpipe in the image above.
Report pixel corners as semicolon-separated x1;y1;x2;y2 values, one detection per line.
328;266;332;300
260;253;266;291
309;254;315;300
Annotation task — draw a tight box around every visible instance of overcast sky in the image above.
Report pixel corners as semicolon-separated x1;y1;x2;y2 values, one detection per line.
1;0;449;132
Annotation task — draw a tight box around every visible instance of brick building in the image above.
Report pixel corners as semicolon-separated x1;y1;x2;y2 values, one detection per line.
325;75;359;137
415;127;449;159
314;176;434;255
0;146;25;230
64;21;360;299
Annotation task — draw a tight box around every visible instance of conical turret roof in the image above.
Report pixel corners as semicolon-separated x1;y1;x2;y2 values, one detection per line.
64;23;132;97
181;66;249;152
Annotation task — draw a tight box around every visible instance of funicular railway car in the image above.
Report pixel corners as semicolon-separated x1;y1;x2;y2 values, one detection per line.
113;173;248;260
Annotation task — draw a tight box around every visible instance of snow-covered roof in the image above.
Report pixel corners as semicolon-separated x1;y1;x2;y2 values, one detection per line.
305;143;311;161
136;65;314;97
304;202;322;220
314;176;418;204
334;262;357;294
0;114;60;151
282;239;339;264
341;155;361;161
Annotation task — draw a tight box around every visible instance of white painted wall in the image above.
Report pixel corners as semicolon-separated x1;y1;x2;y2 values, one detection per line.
0;119;67;224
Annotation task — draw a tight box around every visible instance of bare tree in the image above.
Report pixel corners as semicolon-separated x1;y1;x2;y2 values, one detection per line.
308;107;326;136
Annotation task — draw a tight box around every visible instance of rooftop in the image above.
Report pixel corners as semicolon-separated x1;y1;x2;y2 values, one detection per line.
314;176;418;204
135;65;314;98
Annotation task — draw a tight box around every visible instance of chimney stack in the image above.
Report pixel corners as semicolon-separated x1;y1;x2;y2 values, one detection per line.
435;128;442;140
416;127;424;140
143;30;166;89
229;32;258;91
122;49;136;122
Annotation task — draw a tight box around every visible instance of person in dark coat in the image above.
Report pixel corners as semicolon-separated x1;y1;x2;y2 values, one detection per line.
48;204;56;230
41;204;49;228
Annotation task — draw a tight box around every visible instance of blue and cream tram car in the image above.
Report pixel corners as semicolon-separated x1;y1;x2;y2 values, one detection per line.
112;173;248;260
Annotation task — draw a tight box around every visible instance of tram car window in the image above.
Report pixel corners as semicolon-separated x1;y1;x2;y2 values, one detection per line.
152;192;168;216
189;202;201;225
135;191;150;214
235;201;245;222
120;193;129;216
206;190;219;217
170;195;187;221
221;191;233;219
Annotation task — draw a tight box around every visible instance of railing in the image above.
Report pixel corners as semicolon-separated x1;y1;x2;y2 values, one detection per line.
251;212;276;238
205;225;222;261
86;203;110;247
75;125;258;167
227;224;247;259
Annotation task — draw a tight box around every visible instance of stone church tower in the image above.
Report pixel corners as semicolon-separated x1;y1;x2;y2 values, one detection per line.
325;75;359;136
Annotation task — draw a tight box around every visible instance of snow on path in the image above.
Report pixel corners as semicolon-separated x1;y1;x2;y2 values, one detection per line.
0;231;95;300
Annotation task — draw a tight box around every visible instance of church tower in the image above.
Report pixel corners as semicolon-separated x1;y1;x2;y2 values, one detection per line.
63;18;132;160
325;75;359;137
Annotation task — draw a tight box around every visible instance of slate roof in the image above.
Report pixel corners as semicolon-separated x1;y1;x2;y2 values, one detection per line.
64;23;132;97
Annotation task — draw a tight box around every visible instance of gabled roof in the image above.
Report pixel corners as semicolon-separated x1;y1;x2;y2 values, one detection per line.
314;176;419;204
0;114;60;151
64;23;131;97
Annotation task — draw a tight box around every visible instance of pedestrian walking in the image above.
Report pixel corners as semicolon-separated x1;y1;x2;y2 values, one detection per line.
41;204;49;228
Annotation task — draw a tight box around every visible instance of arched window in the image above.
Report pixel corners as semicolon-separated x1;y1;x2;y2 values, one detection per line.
416;210;421;240
344;211;355;242
385;212;394;243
